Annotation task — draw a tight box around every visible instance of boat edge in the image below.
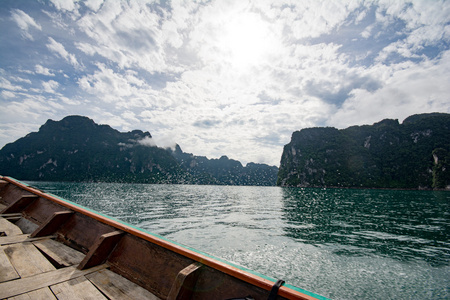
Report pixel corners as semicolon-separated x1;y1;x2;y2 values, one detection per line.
0;175;329;300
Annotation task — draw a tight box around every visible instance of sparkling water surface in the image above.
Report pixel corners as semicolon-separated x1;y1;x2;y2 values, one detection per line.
27;181;450;299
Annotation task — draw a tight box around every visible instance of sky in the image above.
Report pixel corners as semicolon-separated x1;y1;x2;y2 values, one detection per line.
1;0;449;166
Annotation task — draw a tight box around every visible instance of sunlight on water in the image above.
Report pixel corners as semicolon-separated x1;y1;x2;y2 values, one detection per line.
28;182;450;300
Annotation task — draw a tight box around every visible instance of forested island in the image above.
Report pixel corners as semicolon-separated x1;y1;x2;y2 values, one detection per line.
277;113;450;190
0;116;277;185
1;113;449;189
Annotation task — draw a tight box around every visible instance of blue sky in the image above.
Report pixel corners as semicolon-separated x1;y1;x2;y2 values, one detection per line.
1;0;449;166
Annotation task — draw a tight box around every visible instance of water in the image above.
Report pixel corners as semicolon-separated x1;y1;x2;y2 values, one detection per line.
27;181;450;299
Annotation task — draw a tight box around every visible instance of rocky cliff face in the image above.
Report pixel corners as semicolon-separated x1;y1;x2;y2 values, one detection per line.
277;113;450;189
0;116;183;183
0;115;278;185
170;145;278;186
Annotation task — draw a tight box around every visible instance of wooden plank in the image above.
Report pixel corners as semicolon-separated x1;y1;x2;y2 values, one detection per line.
0;213;22;218
57;213;116;254
86;268;161;300
0;234;58;246
0;263;108;299
0;247;20;282
3;242;56;278
167;262;203;300
2;216;21;221
14;218;39;234
31;211;73;238
50;276;107;300
107;234;194;299
0;218;23;236
1;195;38;214
0;179;8;189
33;239;85;267
0;184;27;207
7;287;57;300
0;234;29;245
78;230;124;270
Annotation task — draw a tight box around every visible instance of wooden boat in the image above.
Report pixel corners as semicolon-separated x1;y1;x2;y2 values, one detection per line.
0;175;327;300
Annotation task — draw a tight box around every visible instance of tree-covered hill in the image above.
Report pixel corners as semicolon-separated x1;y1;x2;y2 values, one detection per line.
0;116;278;185
170;145;278;186
277;113;450;190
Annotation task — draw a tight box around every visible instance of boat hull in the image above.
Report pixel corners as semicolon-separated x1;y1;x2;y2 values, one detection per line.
0;176;325;300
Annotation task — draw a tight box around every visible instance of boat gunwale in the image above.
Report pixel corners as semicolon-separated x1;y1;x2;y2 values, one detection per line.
0;176;322;300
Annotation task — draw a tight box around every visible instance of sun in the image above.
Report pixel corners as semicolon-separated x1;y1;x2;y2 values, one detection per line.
218;12;275;70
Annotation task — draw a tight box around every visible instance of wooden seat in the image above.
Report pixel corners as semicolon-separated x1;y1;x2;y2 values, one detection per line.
0;216;161;300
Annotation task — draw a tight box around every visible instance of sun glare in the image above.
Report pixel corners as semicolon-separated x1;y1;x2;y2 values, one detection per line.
219;12;275;70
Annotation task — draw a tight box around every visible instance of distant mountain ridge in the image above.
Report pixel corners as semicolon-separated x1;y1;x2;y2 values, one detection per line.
0;116;278;185
277;113;450;190
170;145;278;186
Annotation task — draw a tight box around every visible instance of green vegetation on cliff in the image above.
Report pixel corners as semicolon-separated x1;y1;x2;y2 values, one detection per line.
0;116;278;185
277;113;450;189
0;116;184;183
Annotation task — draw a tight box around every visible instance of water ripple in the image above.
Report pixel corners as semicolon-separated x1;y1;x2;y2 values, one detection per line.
28;181;450;300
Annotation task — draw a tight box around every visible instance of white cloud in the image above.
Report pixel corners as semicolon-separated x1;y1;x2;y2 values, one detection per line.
42;80;60;93
0;78;23;91
1;0;450;166
75;42;97;56
0;122;42;147
1;90;15;98
84;0;103;11
49;0;78;12
375;0;450;62
361;24;374;38
122;111;139;123
1;98;56;123
267;0;359;40
97;113;131;130
78;63;151;104
8;76;32;85
76;1;176;73
59;96;81;105
35;65;55;76
46;37;80;68
329;50;450;128
10;9;41;40
137;136;157;147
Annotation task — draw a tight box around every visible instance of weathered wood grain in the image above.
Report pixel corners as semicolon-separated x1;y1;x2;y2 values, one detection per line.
0;264;108;299
14;218;39;234
33;239;85;267
0;246;20;282
0;218;23;236
3;242;56;278
31;211;73;238
1;195;38;214
50;276;107;300
7;287;57;300
0;234;29;245
0;213;22;219
78;230;123;270
86;268;161;300
167;262;203;300
0;235;57;246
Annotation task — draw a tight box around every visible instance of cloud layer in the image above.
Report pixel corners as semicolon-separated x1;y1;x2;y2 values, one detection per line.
1;0;449;166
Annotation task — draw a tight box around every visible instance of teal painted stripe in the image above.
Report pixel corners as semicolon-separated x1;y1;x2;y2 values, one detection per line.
44;190;329;300
4;176;30;187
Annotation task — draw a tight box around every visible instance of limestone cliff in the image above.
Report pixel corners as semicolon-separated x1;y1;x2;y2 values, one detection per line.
0;115;278;185
277;113;450;189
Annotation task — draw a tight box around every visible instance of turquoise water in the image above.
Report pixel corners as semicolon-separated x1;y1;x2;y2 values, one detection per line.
27;182;449;299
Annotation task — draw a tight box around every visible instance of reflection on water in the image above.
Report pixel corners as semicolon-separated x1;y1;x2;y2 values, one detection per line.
281;188;450;266
28;181;450;300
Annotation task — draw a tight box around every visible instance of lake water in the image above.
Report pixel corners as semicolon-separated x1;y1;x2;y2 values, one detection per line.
26;181;449;299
